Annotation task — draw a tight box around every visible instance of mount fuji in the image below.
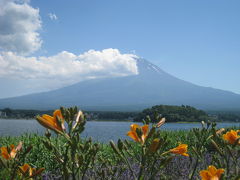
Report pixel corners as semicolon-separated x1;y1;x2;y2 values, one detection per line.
0;58;240;111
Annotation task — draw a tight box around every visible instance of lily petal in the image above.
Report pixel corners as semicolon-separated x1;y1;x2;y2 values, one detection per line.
142;125;149;137
200;170;211;180
216;169;225;177
130;124;140;132
1;147;10;160
53;109;63;119
19;163;30;173
182;153;189;157
29;168;45;178
42;114;54;122
10;149;17;158
208;165;217;176
127;131;140;142
36;116;62;133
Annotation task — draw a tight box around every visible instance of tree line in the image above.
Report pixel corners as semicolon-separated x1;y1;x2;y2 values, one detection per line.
1;105;240;122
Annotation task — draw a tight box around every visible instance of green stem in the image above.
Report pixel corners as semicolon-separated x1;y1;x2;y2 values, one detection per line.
150;158;158;176
138;146;146;180
160;151;170;156
223;155;229;176
226;146;238;175
126;157;137;179
121;152;137;180
62;145;69;180
71;144;77;180
189;158;199;180
149;158;159;180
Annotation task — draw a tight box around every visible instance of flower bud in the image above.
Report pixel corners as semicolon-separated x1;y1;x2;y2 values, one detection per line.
73;111;84;130
216;128;225;135
149;138;160;153
110;140;121;157
117;139;124;151
156;118;166;128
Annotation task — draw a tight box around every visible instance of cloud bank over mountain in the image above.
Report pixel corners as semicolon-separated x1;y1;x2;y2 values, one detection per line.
0;1;138;97
0;49;139;96
0;49;138;80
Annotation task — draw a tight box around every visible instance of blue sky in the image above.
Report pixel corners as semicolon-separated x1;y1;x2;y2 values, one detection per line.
0;0;240;98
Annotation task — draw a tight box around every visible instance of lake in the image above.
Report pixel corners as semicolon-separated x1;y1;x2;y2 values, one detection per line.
0;119;239;142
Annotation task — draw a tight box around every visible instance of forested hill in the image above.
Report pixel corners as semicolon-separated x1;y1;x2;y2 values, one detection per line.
134;105;211;122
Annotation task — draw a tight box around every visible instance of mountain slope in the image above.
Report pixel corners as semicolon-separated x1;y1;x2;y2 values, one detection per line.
0;58;240;111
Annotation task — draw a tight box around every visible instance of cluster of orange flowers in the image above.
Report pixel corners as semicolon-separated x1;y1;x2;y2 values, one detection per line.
126;120;239;180
127;123;189;156
1;142;22;160
0;142;44;178
19;163;44;178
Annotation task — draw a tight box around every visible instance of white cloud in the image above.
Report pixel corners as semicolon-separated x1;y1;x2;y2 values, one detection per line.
48;13;57;20
0;49;139;89
0;2;139;96
0;0;42;55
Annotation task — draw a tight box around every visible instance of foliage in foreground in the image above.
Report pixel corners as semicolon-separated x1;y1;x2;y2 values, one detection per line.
0;106;239;180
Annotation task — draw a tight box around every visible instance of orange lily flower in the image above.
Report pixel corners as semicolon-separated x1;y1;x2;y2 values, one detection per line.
19;163;44;178
1;142;22;160
222;130;240;145
200;165;224;180
170;144;189;157
127;124;149;144
36;109;65;133
19;164;30;175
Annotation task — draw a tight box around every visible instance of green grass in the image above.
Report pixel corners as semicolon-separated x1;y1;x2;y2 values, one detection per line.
0;127;238;172
0;131;190;170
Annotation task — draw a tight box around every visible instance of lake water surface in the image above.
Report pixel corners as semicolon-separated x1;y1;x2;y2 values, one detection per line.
0;119;239;142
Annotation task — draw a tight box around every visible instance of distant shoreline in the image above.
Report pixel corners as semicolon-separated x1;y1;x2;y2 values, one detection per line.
0;118;239;123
